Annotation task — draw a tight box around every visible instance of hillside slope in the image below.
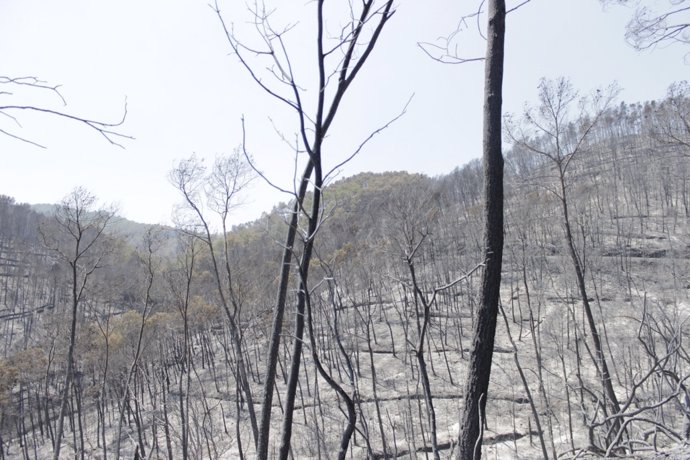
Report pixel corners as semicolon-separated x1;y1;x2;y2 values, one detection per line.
1;92;690;459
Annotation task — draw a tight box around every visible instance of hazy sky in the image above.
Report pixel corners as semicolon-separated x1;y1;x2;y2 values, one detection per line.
1;0;688;225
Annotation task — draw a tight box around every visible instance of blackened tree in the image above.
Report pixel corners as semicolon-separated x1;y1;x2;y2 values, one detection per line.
457;0;506;458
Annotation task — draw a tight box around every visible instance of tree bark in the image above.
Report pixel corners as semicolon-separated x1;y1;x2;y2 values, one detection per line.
559;176;623;433
257;162;314;460
252;1;395;455
52;261;79;460
457;1;505;459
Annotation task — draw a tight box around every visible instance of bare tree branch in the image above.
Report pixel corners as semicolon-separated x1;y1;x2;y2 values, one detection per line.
0;76;131;147
418;0;531;64
603;0;690;57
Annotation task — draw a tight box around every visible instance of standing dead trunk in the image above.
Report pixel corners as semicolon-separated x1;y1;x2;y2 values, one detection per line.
499;304;550;459
52;261;79;460
278;206;320;459
257;162;313;459
559;175;623;435
213;1;396;456
457;1;505;458
46;189;112;460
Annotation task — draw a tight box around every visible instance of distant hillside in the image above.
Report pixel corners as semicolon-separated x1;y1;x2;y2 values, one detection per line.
1;89;689;459
30;202;178;253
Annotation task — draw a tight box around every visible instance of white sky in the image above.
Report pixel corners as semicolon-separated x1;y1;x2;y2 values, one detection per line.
1;0;688;226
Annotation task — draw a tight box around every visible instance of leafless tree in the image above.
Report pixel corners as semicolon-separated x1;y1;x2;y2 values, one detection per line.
457;1;506;458
39;188;114;460
653;81;690;150
212;1;397;457
603;0;690;55
170;152;258;449
506;77;624;451
114;229;161;459
498;303;551;459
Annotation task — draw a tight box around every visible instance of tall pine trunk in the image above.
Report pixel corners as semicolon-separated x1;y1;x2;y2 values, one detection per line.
457;1;505;458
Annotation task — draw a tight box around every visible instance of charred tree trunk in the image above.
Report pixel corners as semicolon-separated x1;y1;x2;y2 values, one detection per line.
457;1;505;459
52;261;79;460
559;175;623;435
258;161;313;460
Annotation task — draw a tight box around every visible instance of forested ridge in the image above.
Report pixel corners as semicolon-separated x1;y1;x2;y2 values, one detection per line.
1;87;690;459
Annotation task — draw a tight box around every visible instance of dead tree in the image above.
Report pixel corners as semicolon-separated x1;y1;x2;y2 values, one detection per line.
170;153;258;448
457;1;506;458
505;77;623;450
602;0;690;55
40;188;113;460
212;1;397;457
